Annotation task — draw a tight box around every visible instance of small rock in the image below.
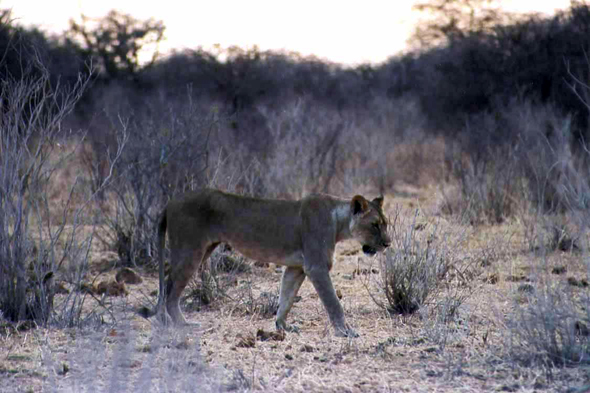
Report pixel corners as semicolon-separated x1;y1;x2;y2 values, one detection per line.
568;277;589;287
336;289;343;299
115;267;143;284
236;333;256;348
483;273;498;284
96;280;128;297
300;344;315;353
55;282;70;294
256;328;285;342
551;266;567;275
517;284;534;293
506;274;528;282
285;353;293;360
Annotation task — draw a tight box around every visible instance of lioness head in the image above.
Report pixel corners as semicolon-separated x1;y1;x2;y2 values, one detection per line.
350;195;391;255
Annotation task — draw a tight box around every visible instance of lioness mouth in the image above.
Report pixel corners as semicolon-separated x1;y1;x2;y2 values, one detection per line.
362;245;377;255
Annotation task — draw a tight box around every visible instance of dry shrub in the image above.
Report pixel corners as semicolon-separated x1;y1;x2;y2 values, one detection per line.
92;92;219;267
0;50;97;326
250;98;348;198
501;59;590;367
441;143;519;225
544;219;581;253
520;206;584;254
441;99;576;225
506;263;590;366
210;94;430;199
390;137;447;187
368;208;473;317
184;271;216;311
183;247;250;311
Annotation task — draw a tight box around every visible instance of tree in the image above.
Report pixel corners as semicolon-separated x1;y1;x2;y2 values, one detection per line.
69;10;165;79
411;0;511;48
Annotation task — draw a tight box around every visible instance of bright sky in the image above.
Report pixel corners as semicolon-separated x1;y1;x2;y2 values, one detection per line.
4;0;572;65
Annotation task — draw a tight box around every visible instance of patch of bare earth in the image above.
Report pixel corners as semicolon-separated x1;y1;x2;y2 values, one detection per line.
1;189;589;392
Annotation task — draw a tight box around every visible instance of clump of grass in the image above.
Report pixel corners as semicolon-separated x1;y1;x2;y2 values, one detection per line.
544;220;580;253
234;281;280;318
506;267;590;366
365;209;480;354
521;211;582;253
369;209;468;315
184;247;250;311
440;99;576;226
211;250;251;274
250;291;280;317
185;270;217;311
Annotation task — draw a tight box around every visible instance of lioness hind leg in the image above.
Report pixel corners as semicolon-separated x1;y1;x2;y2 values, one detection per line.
276;266;306;332
165;246;210;325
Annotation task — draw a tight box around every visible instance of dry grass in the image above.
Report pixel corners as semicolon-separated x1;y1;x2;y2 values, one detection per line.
2;188;590;392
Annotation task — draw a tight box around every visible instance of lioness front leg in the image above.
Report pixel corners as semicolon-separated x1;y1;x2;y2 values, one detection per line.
305;265;358;338
276;266;306;332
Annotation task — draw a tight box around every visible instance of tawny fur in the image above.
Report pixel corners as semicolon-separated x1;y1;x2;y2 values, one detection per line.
141;188;390;337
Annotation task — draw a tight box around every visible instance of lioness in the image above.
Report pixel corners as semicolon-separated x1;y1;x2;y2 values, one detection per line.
142;189;390;337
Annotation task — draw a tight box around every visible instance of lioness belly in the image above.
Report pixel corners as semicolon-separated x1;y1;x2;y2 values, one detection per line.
279;251;305;267
230;243;305;267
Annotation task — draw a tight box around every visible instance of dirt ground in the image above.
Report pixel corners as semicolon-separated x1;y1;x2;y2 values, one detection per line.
1;186;589;392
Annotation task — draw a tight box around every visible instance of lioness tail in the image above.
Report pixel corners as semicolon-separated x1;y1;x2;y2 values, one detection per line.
138;209;167;319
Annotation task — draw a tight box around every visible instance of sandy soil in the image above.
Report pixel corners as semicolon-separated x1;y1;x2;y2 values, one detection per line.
1;187;589;392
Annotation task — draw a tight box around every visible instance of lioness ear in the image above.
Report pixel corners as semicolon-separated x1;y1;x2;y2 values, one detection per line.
351;195;369;215
373;196;384;208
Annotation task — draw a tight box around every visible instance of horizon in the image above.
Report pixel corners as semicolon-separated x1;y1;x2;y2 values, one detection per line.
5;0;571;66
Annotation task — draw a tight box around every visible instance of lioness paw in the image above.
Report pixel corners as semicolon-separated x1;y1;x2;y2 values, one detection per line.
275;321;300;333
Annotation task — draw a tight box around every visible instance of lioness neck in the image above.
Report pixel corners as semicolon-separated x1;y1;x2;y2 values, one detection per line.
332;201;353;242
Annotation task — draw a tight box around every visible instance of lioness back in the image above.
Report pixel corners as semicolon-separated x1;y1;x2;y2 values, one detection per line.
166;189;306;263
